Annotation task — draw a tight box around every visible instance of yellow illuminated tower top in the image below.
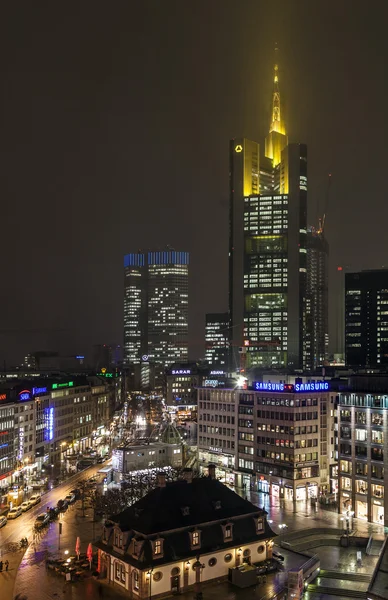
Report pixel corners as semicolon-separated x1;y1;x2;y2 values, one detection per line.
265;46;288;167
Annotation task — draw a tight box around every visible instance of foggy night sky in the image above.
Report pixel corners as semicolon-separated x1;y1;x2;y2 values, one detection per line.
1;0;388;365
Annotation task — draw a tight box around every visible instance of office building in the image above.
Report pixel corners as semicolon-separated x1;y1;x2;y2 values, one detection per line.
124;250;189;388
0;375;118;493
205;312;229;368
305;228;329;369
338;374;388;527
96;468;275;598
197;388;239;485
229;56;307;372
93;344;113;371
345;269;388;367
198;379;336;499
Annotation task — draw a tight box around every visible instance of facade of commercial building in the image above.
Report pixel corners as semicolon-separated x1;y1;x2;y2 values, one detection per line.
205;312;229;368
337;376;388;527
305;229;329;369
345;269;388;368
198;380;336;499
0;375;117;493
124;250;189;388
229;60;307;372
112;442;183;476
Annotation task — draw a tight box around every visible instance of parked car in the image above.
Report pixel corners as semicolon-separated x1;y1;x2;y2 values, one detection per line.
70;488;81;499
0;515;7;528
29;494;41;506
65;494;76;504
34;513;50;530
48;506;60;520
96;456;104;464
8;507;22;519
57;499;68;511
20;501;33;512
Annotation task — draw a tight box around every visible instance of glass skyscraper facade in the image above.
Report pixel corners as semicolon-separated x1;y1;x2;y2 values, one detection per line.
124;250;189;387
345;269;388;368
205;312;229;368
229;58;308;371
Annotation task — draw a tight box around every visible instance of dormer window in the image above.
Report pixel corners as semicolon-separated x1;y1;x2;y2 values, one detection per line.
190;530;201;549
254;518;264;533
213;500;222;510
133;539;143;557
222;523;233;542
153;539;163;556
114;531;123;548
181;506;190;516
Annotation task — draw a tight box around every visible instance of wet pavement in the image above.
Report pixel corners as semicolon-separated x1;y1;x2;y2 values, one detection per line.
7;486;385;600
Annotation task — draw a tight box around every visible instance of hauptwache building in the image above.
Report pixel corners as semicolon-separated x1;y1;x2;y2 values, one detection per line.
96;466;276;598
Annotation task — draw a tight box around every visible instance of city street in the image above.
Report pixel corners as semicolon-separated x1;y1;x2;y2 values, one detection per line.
0;462;107;551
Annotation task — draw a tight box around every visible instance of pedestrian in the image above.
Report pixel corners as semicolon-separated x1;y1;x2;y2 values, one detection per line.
0;560;3;572
263;574;267;584
5;560;9;571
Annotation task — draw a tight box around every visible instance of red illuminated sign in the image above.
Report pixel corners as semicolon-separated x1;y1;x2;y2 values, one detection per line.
0;394;6;401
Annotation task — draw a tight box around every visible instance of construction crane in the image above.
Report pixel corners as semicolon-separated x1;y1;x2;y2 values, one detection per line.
317;173;332;235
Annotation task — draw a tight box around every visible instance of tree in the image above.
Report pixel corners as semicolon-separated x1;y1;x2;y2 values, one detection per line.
90;466;203;519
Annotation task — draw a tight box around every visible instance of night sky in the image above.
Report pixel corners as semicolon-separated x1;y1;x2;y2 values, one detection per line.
1;1;388;365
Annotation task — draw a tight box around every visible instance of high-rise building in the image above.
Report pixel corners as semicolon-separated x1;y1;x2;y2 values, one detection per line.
229;55;307;372
305;229;329;369
124;250;189;387
345;269;388;368
205;312;229;368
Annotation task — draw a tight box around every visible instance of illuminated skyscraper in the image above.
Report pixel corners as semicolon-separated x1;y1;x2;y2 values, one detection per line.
345;269;388;368
124;250;189;387
205;312;229;368
229;53;308;371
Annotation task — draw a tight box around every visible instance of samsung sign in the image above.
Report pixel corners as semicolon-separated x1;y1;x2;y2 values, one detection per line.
253;381;329;393
295;382;329;392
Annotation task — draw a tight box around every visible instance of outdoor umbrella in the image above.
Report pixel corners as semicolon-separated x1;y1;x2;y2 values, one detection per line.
75;536;81;560
86;543;93;569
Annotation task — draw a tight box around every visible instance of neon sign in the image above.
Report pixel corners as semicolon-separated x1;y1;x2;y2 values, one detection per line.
295;382;329;392
0;393;6;401
19;389;31;401
210;370;224;375
44;407;54;441
52;381;74;390
32;386;47;395
254;382;286;392
253;381;330;393
204;380;219;388
18;427;24;460
172;369;191;375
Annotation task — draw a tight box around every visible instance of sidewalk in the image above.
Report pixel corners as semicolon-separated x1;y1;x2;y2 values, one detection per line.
0;547;27;600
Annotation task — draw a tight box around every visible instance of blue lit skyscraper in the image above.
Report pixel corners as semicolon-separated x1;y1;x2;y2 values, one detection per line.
124;250;189;387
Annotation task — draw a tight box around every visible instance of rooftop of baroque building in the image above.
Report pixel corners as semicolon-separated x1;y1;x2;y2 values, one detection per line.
109;475;267;535
98;473;275;568
160;422;182;445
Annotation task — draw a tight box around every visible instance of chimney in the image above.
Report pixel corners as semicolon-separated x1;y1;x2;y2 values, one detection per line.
182;467;193;484
157;472;166;488
208;464;216;480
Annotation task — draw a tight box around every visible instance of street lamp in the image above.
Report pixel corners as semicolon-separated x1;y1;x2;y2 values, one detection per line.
146;568;153;600
192;556;205;600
